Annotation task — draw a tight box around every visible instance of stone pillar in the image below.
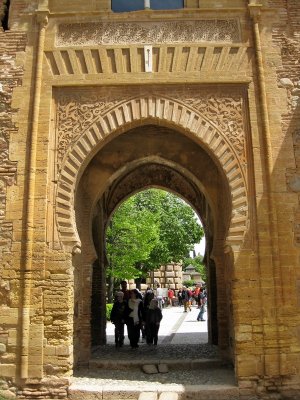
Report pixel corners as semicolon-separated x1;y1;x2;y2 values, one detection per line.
19;8;48;380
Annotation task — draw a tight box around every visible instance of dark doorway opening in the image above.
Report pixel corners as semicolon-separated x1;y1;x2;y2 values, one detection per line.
1;0;10;31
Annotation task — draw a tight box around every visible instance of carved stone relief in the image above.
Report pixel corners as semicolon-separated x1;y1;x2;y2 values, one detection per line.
56;87;246;170
56;94;120;164
169;91;245;162
56;20;241;47
105;163;205;220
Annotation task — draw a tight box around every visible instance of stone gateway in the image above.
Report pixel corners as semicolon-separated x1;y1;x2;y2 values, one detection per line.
0;0;300;398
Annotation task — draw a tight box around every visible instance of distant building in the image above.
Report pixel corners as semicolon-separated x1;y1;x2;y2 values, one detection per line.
146;263;182;290
182;265;204;286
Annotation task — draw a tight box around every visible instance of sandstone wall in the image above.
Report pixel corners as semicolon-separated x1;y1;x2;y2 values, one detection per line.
0;0;300;399
0;28;27;388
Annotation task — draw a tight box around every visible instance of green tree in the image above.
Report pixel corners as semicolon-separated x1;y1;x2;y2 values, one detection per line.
106;197;159;280
106;189;204;283
140;190;203;269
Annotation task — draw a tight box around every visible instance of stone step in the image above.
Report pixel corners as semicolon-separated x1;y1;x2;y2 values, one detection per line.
68;384;240;400
89;358;224;370
69;363;238;400
139;392;184;400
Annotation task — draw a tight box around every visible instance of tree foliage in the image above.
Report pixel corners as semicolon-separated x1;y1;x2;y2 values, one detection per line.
106;189;204;280
106;197;159;279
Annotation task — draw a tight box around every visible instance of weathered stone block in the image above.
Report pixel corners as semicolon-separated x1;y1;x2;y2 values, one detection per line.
158;392;178;400
138;392;157;400
0;364;16;378
68;389;102;400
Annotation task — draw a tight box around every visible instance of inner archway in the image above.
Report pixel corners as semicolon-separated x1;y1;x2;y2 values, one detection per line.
102;187;208;345
72;123;237;366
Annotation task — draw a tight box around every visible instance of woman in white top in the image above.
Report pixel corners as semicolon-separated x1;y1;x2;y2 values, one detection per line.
125;289;144;348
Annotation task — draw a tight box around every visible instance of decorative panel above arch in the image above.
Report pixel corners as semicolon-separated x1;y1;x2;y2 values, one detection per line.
56;20;241;47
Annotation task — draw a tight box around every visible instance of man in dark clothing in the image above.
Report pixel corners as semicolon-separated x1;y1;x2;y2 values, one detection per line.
120;280;130;301
110;291;126;347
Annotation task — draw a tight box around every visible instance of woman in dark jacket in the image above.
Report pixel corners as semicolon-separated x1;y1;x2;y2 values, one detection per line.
145;298;163;345
124;289;144;348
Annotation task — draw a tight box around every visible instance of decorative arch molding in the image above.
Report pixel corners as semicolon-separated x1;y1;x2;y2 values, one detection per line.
55;92;249;253
103;161;210;224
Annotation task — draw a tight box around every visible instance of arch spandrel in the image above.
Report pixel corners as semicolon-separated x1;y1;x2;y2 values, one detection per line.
54;88;249;253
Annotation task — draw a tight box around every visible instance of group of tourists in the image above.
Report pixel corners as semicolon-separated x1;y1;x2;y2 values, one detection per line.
110;281;162;348
110;281;207;349
177;286;207;321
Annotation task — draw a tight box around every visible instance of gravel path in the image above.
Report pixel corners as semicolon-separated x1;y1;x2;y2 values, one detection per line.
91;343;219;361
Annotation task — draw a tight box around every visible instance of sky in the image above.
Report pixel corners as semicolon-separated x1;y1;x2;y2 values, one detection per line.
194;214;205;256
194;237;205;256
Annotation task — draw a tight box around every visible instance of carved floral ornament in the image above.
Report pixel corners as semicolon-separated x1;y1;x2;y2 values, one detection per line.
56;20;241;47
56;94;120;164
56;89;246;168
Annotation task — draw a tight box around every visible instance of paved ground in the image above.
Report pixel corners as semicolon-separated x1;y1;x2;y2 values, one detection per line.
90;305;217;361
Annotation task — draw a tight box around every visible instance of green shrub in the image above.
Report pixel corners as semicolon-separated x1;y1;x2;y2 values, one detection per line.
106;303;113;320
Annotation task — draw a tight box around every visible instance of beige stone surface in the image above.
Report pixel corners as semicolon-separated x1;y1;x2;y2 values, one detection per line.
159;393;178;400
139;393;158;400
0;0;300;398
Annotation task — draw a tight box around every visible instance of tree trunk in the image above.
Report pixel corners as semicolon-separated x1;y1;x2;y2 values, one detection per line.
107;275;115;303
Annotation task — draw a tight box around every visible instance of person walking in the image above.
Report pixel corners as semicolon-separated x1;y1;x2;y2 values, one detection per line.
155;284;164;310
110;291;126;347
193;285;201;307
125;289;144;348
197;288;207;321
167;287;175;307
177;289;183;307
145;298;163;345
181;286;191;312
